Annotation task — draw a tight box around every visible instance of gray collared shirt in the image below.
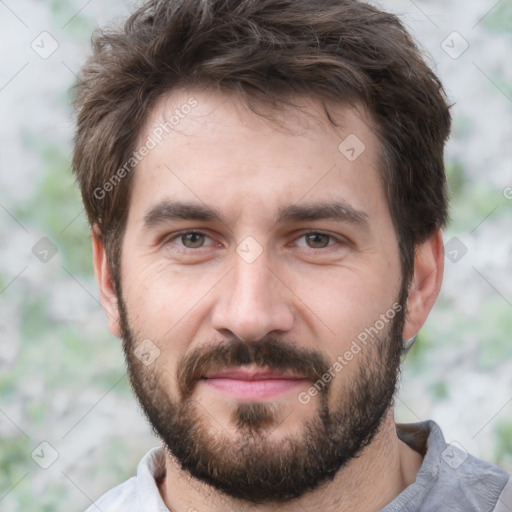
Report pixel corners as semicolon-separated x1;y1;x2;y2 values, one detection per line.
383;420;512;511
85;420;512;511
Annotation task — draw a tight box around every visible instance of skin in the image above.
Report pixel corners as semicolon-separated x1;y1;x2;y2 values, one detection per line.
92;88;444;511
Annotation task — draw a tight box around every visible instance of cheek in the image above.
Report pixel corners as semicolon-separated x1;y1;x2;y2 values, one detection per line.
291;264;400;348
121;264;221;372
122;258;213;323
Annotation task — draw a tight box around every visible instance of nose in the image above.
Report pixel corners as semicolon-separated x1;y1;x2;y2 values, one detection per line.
211;250;295;342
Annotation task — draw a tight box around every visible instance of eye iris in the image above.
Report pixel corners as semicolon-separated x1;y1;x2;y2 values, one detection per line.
182;233;204;248
306;233;329;248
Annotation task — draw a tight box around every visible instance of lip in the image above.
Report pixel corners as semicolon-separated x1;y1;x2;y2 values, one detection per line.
204;368;305;380
201;368;308;400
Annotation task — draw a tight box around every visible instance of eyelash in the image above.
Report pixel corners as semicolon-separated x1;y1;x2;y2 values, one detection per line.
164;230;343;253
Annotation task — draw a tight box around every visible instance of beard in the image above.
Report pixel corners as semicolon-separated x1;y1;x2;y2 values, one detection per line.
118;291;405;504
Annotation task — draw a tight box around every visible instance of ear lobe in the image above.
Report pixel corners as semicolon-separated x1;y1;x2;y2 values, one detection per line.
92;227;123;339
402;229;444;340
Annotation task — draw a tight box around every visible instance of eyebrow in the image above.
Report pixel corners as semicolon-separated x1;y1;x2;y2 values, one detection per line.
143;201;223;228
142;199;369;230
276;201;369;228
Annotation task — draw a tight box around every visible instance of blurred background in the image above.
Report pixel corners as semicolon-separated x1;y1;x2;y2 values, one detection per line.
0;0;511;510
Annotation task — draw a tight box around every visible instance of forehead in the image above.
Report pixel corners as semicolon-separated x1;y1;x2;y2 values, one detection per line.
128;88;387;228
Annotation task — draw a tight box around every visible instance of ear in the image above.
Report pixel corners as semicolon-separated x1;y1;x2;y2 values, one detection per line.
92;226;123;339
402;228;444;340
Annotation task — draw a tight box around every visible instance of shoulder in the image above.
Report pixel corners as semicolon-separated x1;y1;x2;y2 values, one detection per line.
429;421;510;510
434;444;512;512
83;477;140;512
83;446;168;512
388;420;512;512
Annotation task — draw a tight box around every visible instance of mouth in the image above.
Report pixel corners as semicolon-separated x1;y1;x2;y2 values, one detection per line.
200;367;309;400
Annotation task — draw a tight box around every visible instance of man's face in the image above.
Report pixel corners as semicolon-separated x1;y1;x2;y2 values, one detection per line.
115;90;407;502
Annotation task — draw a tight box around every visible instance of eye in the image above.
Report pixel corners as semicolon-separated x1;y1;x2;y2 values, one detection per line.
167;231;214;250
295;232;339;249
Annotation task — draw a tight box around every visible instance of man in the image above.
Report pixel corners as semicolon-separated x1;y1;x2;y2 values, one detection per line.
72;0;511;510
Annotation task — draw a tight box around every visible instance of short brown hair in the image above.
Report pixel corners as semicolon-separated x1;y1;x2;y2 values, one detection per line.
72;0;451;287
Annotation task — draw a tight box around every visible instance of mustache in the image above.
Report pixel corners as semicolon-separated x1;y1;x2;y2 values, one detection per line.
177;337;332;399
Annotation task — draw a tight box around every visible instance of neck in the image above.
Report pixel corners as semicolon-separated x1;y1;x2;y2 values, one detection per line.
158;409;423;512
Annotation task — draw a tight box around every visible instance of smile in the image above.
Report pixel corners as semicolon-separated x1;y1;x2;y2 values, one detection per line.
201;368;308;400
